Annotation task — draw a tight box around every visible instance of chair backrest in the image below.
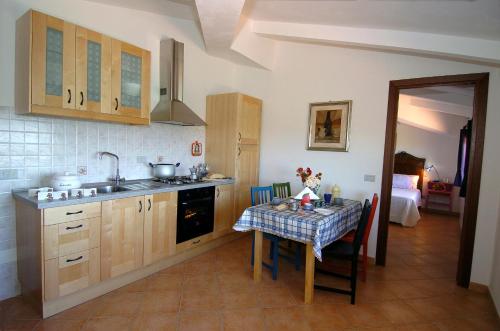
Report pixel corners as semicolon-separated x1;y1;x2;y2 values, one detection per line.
272;182;291;199
352;199;372;256
362;193;379;245
250;186;274;206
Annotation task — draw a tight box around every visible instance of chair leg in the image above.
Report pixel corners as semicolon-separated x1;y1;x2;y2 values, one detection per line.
269;240;274;260
350;257;358;305
251;232;255;266
362;245;368;282
295;244;301;271
272;238;279;280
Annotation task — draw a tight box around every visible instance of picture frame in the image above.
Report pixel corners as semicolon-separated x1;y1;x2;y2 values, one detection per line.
307;100;352;152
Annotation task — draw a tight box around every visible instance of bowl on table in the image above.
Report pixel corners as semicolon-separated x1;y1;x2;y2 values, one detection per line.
303;203;314;211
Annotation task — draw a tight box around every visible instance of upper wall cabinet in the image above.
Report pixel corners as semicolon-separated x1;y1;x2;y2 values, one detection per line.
111;40;150;119
15;10;150;125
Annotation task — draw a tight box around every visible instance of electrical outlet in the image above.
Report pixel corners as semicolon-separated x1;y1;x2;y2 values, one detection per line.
364;174;376;182
78;166;87;176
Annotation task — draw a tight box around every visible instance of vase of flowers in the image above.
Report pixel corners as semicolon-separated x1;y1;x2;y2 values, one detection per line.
296;167;322;194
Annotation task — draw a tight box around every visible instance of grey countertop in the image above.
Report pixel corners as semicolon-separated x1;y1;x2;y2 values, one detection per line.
12;178;235;209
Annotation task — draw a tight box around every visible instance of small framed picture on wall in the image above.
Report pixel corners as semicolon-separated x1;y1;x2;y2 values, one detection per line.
307;100;352;152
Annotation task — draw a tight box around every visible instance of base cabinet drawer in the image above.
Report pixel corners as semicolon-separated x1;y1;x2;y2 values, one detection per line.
44;248;100;301
175;233;213;254
44;217;101;260
44;202;101;225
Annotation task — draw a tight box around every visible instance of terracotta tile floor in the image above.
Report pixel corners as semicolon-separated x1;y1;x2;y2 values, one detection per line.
1;212;499;330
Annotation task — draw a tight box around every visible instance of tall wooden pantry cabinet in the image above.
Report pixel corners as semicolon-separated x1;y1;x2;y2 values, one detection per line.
205;93;262;221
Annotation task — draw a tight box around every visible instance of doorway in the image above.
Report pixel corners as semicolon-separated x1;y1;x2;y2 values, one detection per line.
376;73;489;287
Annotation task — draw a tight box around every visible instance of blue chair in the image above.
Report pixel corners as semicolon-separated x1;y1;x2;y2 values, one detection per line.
250;186;301;280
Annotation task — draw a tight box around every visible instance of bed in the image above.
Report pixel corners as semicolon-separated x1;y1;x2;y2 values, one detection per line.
390;152;425;227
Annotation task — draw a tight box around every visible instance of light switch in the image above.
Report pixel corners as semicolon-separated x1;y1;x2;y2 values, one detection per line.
364;174;376;182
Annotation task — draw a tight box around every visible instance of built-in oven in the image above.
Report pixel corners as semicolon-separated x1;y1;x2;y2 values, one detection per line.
176;186;215;244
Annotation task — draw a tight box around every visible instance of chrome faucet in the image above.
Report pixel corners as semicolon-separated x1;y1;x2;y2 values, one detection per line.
98;152;124;185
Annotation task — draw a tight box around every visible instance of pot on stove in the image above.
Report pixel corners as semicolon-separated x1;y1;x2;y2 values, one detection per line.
149;162;180;179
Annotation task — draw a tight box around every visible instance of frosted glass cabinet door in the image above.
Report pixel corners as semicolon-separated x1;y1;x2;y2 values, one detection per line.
31;11;75;109
111;39;150;119
75;27;111;113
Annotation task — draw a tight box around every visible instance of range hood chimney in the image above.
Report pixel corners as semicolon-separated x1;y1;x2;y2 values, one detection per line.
151;39;206;126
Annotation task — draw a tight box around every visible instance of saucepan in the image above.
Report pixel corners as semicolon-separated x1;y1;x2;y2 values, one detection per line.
149;162;180;179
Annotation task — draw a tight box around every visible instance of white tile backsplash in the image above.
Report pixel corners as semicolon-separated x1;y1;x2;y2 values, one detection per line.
0;106;206;300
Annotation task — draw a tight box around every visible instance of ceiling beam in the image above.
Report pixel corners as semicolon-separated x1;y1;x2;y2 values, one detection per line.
194;0;246;52
252;21;500;66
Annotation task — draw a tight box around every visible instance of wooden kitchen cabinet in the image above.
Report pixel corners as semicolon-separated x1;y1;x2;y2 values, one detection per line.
16;10;150;125
143;192;177;266
206;93;262;220
111;39;151;119
75;27;112;113
214;184;235;238
42;202;102;301
30;11;76;110
101;196;145;280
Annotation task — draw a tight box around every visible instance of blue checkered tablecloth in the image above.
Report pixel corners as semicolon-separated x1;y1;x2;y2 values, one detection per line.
233;199;363;261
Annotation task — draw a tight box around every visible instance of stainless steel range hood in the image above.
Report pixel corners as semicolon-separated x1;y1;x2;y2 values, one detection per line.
151;39;206;126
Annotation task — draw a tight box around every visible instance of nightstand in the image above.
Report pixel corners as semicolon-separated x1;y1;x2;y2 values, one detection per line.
425;181;454;211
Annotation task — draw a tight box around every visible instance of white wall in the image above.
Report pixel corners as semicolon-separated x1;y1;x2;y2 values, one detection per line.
256;40;500;286
0;0;247;299
396;121;467;212
490;197;500;315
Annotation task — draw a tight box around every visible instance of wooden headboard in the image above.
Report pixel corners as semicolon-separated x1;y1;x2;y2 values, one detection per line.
394;151;426;191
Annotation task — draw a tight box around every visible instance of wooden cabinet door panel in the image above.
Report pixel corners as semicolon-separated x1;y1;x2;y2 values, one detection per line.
44;217;100;260
44;247;100;301
214;185;235;238
236;94;262;145
144;192;177;266
75;27;111;113
101;196;144;280
31;11;76;110
111;40;150;119
235;144;260;218
205;94;237;177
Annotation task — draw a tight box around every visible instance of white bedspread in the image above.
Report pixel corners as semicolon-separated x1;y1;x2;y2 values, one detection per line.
390;188;421;227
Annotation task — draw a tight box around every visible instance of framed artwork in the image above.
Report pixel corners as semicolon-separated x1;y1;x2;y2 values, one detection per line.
307;100;352;152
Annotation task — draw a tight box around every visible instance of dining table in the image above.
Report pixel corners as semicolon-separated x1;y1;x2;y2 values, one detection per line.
233;198;362;304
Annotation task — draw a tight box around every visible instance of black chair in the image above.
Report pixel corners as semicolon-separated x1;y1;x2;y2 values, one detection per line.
314;199;372;304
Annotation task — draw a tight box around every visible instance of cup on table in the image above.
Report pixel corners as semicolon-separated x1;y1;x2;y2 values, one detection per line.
324;193;332;204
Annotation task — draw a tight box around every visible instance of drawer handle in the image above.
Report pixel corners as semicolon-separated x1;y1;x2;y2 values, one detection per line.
66;256;83;263
115;97;119;110
192;239;201;244
80;91;84;106
238;132;241;141
139;200;143;213
148;198;151;211
65;224;83;230
67;89;72;104
66;210;83;215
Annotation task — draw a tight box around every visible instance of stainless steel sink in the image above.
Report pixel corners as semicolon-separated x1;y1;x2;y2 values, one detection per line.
96;185;130;194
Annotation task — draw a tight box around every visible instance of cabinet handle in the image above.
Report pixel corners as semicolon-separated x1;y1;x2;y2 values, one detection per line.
80;91;84;106
192;239;201;244
67;89;72;103
139;200;143;213
66;256;83;263
66;210;83;215
114;97;119;110
216;187;220;198
65;224;83;230
148;198;151;211
237;147;241;157
238;132;241;141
